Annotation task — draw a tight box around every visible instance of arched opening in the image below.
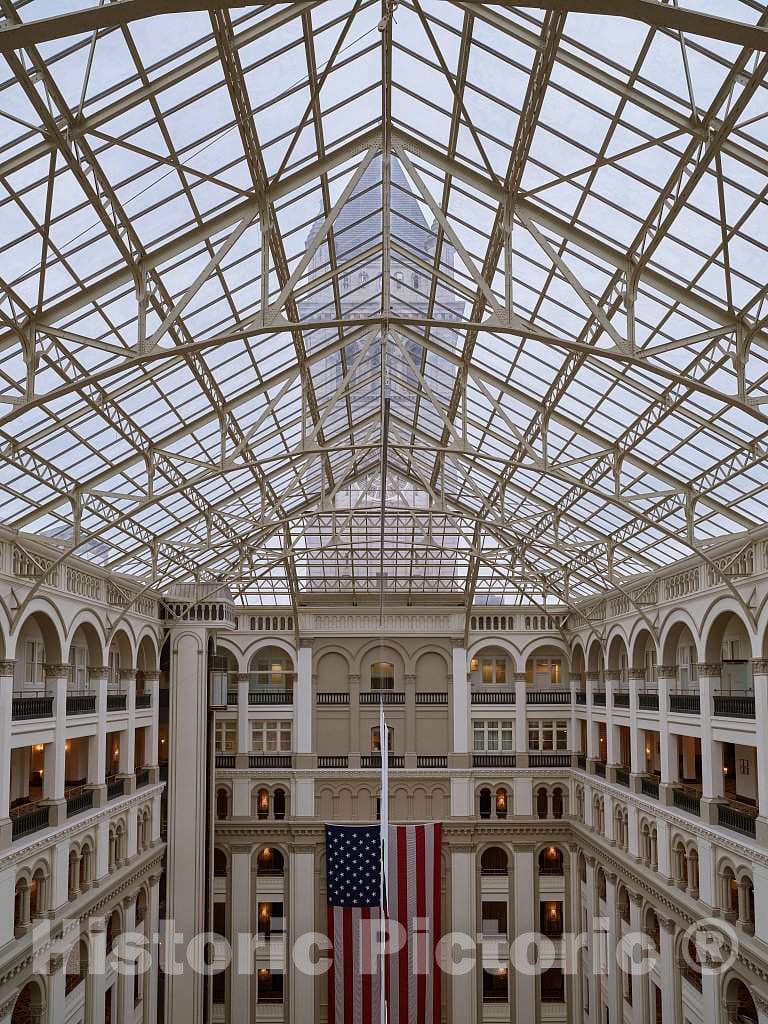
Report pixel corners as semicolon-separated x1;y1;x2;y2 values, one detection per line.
705;611;752;694
552;787;564;820
216;787;230;820
11;979;46;1024
724;977;758;1024
256;788;270;820
248;646;295;693
273;788;286;820
478;788;492;820
256;848;284;876
214;848;228;877
494;787;508;819
539;846;564;876
480;847;508;876
65;938;88;996
535;787;548;820
645;908;660;950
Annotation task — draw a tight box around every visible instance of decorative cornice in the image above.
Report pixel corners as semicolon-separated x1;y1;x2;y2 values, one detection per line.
656;665;677;678
140;671;160;683
0;660;15;676
44;662;69;678
694;662;721;676
118;668;137;682
0;994;17;1020
752;659;768;676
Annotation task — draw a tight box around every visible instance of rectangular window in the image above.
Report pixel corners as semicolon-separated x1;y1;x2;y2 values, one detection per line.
251;721;292;752
108;648;120;686
528;720;568;751
473;720;513;752
481;901;508;935
481;660;493;685
69;645;87;689
215;721;237;753
370;662;394;689
24;641;45;685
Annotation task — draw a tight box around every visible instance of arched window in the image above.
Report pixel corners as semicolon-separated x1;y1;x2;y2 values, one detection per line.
495;787;508;819
480;847;508;876
479;788;492;819
371;662;394;689
596;869;607;902
273;789;286;820
214;848;228;877
256;788;270;820
257;848;284;876
536;788;548;820
539;847;564;876
552;787;564;820
216;788;229;820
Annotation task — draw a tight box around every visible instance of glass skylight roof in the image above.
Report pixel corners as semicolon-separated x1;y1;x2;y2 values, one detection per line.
0;0;767;613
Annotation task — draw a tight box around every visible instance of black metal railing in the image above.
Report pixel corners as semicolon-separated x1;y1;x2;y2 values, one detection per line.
592;691;606;707
360;692;405;705
135;693;152;709
472;753;516;768
135;768;150;789
717;804;757;838
575;691;587;705
66;789;94;817
361;754;404;768
415;692;448;705
527;689;570;704
638;693;659;711
417;755;448;768
540;919;564;938
669;693;700;714
471;689;515;705
641;777;659;800
615;767;630;787
249;755;292;769
66;693;96;716
613;692;630;709
672;789;701;816
215;754;235;769
529;752;570;768
12;695;53;720
713;695;755;719
227;690;239;705
11;803;49;840
107;777;125;801
594;761;606;778
317;693;349;705
577;754;587;771
249;690;293;705
107;693;127;712
318;755;348;769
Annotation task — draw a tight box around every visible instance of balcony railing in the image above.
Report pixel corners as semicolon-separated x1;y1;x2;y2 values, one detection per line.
215;754;236;769
317;693;349;705
12;694;54;720
135;768;150;789
594;761;606;778
529;752;570;768
713;694;755;719
135;693;152;709
669;693;700;714
66;693;96;716
672;789;701;816
248;689;293;706
11;803;49;840
717;803;757;838
226;690;239;705
540;919;564;938
361;754;404;768
641;777;659;800
318;755;348;769
415;692;448;705
66;789;94;817
613;692;630;709
360;692;404;705
249;755;292;769
107;693;127;712
527;689;570;704
472;753;516;768
577;754;587;771
417;755;448;769
471;689;515;705
592;692;606;707
575;691;587;705
638;693;659;711
107;777;125;801
615;767;630;788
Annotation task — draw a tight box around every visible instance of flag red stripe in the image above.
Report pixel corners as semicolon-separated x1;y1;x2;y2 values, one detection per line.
397;825;409;1019
416;824;427;1018
361;907;372;1024
342;910;353;1024
432;823;442;1024
327;906;336;1024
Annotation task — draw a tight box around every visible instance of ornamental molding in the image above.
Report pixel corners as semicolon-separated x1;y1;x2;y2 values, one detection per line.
0;660;15;676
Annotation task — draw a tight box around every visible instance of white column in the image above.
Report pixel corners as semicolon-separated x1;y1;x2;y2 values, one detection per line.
656;819;672;882
514;846;535;1024
237;674;250;756
231;846;252;1023
88;916;107;1024
120;668;137;792
0;660;13;848
46;953;66;1024
88;666;108;805
628;669;644;785
514;672;528;765
165;623;209;1024
145;875;161;1024
698;667;723;824
752;661;768;844
658;918;678;1024
451;645;469;755
604;675;618;768
144;671;160;774
296;642;312;755
604;873;621;1024
756;994;768;1024
291;846;315;1023
628;893;645;1024
0;864;15;946
753;862;768;945
585;673;598;765
450;847;476;1024
696;838;717;911
44;664;69;823
657;668;676;804
121;893;138;1024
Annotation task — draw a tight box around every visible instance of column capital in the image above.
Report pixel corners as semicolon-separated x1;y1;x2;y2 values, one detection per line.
123;892;137;909
659;916;677;933
119;668;137;683
604;673;622;685
450;639;465;652
44;662;69;679
585;854;596;867
88;916;107;933
694;662;721;676
585;672;602;684
149;873;163;888
628;668;647;682
349;674;361;686
512;672;527;683
89;665;108;681
404;673;416;685
656;665;677;678
141;670;160;683
235;674;250;684
0;659;15;676
298;638;313;649
0;994;18;1020
628;891;643;907
754;993;768;1013
49;953;65;973
752;659;768;676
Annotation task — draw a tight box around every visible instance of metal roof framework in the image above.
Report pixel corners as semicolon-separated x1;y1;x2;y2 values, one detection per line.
0;0;767;632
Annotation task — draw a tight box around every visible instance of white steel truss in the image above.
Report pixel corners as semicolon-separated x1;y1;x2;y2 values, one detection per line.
0;0;766;623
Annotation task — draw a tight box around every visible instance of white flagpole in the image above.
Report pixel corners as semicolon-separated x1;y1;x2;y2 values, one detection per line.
379;702;389;1024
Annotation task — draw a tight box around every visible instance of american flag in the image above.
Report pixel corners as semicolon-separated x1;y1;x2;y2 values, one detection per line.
325;821;442;1024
